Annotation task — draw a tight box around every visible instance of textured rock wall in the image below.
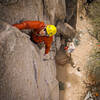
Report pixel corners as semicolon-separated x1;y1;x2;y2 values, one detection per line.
0;20;58;100
0;0;66;24
0;0;77;30
65;0;77;28
0;0;77;100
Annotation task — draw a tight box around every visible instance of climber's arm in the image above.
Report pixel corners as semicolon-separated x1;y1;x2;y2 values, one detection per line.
44;37;53;54
13;22;28;30
45;44;51;54
13;21;45;30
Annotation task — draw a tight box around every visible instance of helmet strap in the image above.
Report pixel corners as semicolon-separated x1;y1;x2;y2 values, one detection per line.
44;28;49;37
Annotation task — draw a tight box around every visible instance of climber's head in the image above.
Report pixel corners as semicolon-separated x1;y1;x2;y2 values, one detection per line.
39;25;57;37
46;25;57;37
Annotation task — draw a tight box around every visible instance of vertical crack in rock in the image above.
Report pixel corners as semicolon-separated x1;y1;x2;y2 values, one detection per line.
33;60;38;88
0;0;19;6
42;0;46;15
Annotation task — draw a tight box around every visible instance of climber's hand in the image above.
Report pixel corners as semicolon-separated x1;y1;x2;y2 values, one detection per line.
43;54;50;61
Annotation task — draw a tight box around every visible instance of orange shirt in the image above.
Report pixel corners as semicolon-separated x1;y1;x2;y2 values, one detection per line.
13;21;53;54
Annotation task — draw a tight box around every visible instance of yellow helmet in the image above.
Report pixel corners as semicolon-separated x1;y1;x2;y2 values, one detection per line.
46;25;57;36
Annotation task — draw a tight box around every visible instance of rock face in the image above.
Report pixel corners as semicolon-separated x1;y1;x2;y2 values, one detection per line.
65;0;77;28
0;0;77;30
57;22;76;39
0;20;58;100
0;0;77;100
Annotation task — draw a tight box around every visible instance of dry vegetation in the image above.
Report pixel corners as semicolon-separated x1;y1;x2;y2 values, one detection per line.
86;0;100;81
87;0;100;41
83;2;100;97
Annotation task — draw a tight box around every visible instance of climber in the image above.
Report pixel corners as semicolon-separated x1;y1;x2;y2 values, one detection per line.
67;42;75;53
64;40;75;55
13;21;57;55
64;40;76;68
